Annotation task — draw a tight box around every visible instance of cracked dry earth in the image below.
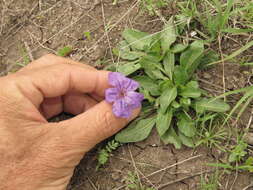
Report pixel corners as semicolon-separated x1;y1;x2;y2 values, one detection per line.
0;0;253;189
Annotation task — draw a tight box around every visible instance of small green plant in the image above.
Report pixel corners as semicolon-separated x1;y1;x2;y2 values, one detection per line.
200;169;219;190
196;113;227;150
16;43;30;67
208;139;253;173
125;172;155;190
57;46;73;57
111;19;230;149
140;0;169;15
96;140;121;170
229;140;248;163
177;0;253;42
83;31;91;40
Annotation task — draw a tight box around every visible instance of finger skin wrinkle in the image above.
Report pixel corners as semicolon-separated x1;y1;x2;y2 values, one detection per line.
11;73;44;108
92;71;100;95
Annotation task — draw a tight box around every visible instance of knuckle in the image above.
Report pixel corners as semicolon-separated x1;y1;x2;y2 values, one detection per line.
96;110;117;138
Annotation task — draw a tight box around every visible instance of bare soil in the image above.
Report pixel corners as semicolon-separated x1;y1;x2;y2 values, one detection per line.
0;0;252;189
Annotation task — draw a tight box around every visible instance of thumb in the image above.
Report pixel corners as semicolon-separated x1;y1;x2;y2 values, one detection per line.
57;101;140;150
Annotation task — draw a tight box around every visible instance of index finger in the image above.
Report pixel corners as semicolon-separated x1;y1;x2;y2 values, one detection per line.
11;56;110;107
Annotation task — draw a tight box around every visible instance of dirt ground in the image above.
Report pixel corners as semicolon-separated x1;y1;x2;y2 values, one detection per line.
0;0;252;189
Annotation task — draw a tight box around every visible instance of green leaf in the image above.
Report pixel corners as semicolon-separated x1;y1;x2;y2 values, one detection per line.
194;98;230;114
186;81;199;89
180;81;201;98
178;132;194;147
156;109;173;136
134;76;160;96
122;29;153;50
163;52;175;80
199;50;219;68
180;98;191;107
173;66;188;86
171;43;188;53
141;89;155;103
115;116;156;143
161;19;177;53
139;56;167;80
159;80;173;92
172;101;181;109
113;41;144;60
57;46;73;57
177;113;196;137
245;157;253;166
180;40;204;74
161;127;182;149
160;87;177;113
117;62;141;76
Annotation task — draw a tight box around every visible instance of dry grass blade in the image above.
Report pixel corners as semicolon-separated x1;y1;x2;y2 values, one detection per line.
146;154;202;178
157;169;215;189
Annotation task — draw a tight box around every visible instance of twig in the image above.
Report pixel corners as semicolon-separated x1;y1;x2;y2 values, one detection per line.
100;0;115;64
23;40;34;61
242;182;253;190
128;145;143;188
87;176;98;190
78;0;140;61
38;0;42;11
157;169;214;189
229;164;238;190
0;12;87;75
218;33;226;101
146;154;202;178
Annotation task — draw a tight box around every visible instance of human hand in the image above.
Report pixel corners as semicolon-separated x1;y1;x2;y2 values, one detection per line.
0;54;140;190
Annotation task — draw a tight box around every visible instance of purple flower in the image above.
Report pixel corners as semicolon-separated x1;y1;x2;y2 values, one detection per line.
105;72;144;118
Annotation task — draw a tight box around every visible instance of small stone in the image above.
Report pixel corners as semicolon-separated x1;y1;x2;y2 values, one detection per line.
203;72;212;79
243;133;253;145
111;172;120;180
190;31;197;37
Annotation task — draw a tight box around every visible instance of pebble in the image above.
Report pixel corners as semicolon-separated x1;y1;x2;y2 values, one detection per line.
243;133;253;145
111;172;120;181
203;72;212;79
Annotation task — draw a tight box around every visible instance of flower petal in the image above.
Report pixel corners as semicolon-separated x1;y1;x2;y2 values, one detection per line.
123;78;139;91
108;72;139;91
125;91;144;109
105;88;120;103
108;72;125;89
112;99;131;118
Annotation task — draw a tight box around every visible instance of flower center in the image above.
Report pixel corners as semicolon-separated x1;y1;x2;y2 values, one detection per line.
119;90;126;98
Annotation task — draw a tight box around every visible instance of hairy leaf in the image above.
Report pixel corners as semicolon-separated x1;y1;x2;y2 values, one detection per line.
140;56;167;80
195;98;230;114
156;109;173;136
113;41;144;60
117;62;141;76
161;127;182;149
163;52;175;80
122;29;154;50
180;40;204;74
161;19;177;53
178;132;194;147
160;87;177;113
115;116;156;143
173;66;189;85
180;81;201;98
171;43;188;53
134;76;160;96
177;113;196;137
